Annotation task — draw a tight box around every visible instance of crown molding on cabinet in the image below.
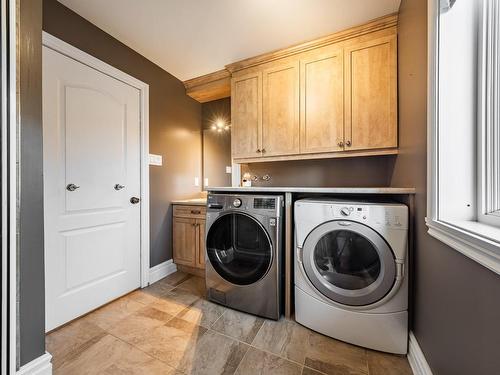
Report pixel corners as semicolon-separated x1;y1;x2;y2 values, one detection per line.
183;69;231;103
183;13;398;103
225;13;398;73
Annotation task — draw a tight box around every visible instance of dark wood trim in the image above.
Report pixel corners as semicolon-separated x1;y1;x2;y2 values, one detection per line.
183;69;231;103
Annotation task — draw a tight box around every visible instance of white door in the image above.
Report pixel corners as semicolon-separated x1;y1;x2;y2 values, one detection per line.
43;46;142;331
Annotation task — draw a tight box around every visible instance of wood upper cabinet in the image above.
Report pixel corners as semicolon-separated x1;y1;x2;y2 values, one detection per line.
344;34;397;151
262;61;300;156
229;15;398;162
300;48;344;154
231;72;262;159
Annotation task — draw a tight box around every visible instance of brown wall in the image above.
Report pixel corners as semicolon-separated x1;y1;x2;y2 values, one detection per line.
43;0;203;266
242;156;395;187
391;1;500;374
18;0;46;366
202;98;232;188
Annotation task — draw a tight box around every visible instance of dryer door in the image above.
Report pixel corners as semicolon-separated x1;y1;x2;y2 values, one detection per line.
302;220;396;306
206;212;273;286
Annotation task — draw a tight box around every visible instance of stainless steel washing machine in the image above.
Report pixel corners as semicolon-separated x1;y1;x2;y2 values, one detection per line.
205;193;284;320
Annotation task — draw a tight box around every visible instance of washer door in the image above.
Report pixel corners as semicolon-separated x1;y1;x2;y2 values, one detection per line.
206;212;273;286
302;220;396;306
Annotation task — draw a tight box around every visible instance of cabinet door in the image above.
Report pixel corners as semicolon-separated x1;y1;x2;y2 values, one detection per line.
300;49;344;153
173;217;196;267
344;35;397;151
195;219;206;269
262;61;300;157
231;72;262;159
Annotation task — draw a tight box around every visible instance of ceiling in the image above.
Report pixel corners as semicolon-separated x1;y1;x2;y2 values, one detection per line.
57;0;401;81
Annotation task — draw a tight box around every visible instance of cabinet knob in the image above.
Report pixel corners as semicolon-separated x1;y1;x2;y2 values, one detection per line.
337;141;344;147
256;149;261;153
346;140;352;147
261;148;266;153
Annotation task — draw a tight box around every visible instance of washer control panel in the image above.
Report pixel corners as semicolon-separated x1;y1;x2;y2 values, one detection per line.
327;203;407;228
333;205;369;221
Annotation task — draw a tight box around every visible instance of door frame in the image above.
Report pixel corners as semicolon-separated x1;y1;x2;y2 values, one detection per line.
42;32;151;288
2;0;17;372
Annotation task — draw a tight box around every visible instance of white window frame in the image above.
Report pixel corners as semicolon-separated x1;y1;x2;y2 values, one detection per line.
478;0;500;227
427;0;500;275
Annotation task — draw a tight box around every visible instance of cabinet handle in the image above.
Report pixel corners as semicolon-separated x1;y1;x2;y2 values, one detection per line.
346;140;352;147
337;141;344;147
66;183;80;191
191;210;201;214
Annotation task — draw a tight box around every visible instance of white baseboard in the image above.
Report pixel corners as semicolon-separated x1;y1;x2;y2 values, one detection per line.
17;353;52;375
149;259;177;284
408;331;433;375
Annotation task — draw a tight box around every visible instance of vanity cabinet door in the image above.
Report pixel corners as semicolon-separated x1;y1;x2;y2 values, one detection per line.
300;48;344;154
344;34;397;151
262;61;300;157
173;217;196;267
231;72;262;159
195;219;206;269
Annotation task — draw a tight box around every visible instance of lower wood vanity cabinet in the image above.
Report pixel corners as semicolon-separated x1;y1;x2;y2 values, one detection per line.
172;204;206;272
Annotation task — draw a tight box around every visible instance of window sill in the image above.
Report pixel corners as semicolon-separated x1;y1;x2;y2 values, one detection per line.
426;218;500;275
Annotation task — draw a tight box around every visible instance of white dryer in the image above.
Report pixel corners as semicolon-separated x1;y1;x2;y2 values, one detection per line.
294;199;408;354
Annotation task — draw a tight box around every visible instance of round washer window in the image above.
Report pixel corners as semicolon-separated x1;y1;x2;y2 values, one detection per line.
206;213;272;285
314;230;381;290
302;220;396;306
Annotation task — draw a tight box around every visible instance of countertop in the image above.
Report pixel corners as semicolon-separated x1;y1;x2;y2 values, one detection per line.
171;198;207;206
206;186;416;194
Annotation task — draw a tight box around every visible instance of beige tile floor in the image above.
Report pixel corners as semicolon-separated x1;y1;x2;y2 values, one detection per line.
47;271;412;375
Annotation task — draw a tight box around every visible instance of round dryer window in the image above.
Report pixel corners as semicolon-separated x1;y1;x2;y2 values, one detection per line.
206;212;273;286
302;220;396;306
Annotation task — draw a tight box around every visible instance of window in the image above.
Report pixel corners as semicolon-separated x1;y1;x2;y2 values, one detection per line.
478;0;500;227
428;0;500;274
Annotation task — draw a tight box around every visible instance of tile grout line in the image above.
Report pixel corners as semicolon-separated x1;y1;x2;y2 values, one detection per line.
231;342;251;375
106;330;188;375
248;318;266;347
207;326;309;370
208;306;227;329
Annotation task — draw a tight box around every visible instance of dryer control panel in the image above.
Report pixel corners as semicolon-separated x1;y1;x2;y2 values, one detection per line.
295;199;408;232
334;205;369;220
330;203;406;229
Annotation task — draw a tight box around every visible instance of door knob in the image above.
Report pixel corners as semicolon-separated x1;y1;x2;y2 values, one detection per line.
114;184;125;191
66;183;80;192
130;197;140;204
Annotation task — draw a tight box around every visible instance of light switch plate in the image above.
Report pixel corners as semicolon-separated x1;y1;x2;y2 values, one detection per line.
194;177;199;187
149;154;163;166
226;166;232;174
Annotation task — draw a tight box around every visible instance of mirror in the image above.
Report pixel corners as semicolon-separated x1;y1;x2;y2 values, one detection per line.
202;98;232;189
